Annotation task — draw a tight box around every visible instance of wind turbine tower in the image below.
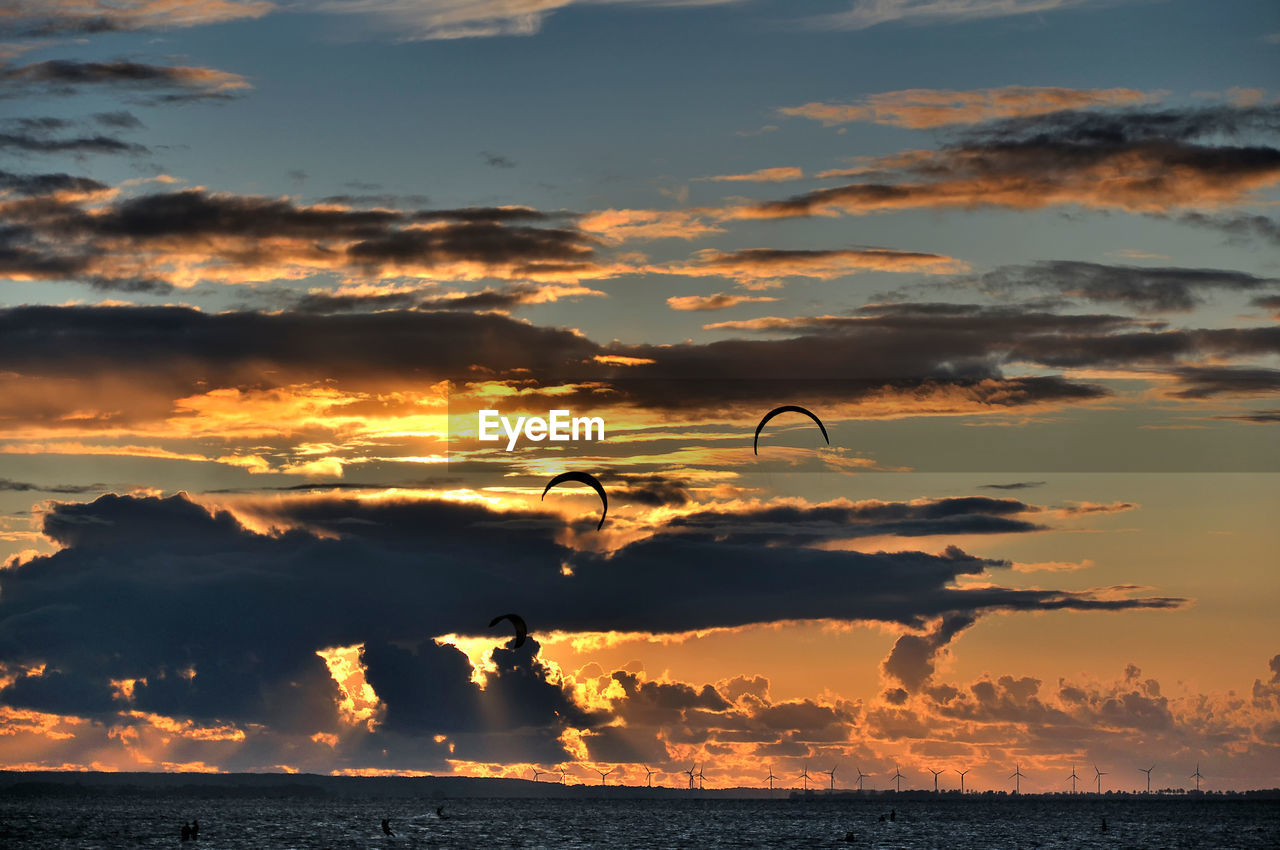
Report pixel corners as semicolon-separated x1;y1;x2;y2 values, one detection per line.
595;767;613;786
823;765;837;791
855;767;869;792
1010;763;1025;794
644;766;656;788
696;764;706;790
799;764;812;791
1191;764;1203;792
1140;765;1154;794
929;768;943;792
956;768;970;793
685;764;696;790
1068;764;1080;794
766;766;777;792
1093;763;1107;794
892;765;904;793
531;768;547;782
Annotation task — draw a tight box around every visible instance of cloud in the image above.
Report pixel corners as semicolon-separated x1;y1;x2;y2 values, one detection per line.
306;0;749;41
0;478;105;494
1168;366;1280;399
1212;409;1280;424
743;105;1280;218
3;298;1275;454
0;130;147;156
666;293;779;311
0;0;272;36
0;169;109;197
696;167;804;183
288;282;603;313
660;247;969;284
1174;212;1280;245
0;186;608;288
780;86;1155;129
811;0;1126;31
660;496;1050;544
0;60;252;102
978;261;1280;313
481;151;515;169
979;481;1045;490
0;490;1195;775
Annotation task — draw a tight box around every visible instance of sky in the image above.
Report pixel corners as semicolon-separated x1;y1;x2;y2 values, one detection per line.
0;0;1278;793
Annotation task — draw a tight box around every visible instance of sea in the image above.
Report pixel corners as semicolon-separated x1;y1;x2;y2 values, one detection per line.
1;795;1277;849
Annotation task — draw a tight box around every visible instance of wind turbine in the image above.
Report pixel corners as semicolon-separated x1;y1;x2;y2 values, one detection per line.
956;768;969;793
1140;765;1154;794
799;763;812;791
1190;763;1203;792
1068;764;1080;794
696;764;706;790
765;766;777;791
595;767;614;786
929;768;943;792
685;764;696;790
891;765;904;793
854;767;869;792
531;768;547;782
1093;763;1107;794
559;766;568;785
644;766;656;787
1010;763;1025;794
823;765;838;791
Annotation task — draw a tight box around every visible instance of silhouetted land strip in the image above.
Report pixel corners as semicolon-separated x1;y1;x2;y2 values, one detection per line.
1;772;1276;801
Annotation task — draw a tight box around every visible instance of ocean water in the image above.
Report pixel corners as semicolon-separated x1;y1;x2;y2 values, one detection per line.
1;795;1276;849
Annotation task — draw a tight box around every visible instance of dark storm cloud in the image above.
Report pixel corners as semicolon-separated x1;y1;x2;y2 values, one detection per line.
663;497;1047;544
979;261;1280;313
289;283;556;314
0;169;108;196
0;130;147;156
882;613;975;693
979;481;1046;490
1174;212;1280;245
1;300;1274;426
93;111;145;129
481;151;515;169
1167;366;1280;399
609;474;692;507
0;478;105;494
1252;295;1280;315
954;104;1280;145
0;0;271;37
746;104;1280;218
0;493;1182;732
0;187;594;288
1213;409;1280;424
0;60;250;102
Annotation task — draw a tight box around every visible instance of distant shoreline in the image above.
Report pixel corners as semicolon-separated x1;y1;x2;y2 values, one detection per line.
2;771;1276;801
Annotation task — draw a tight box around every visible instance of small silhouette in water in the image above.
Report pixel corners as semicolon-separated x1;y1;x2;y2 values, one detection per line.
890;809;896;822
843;830;858;842
436;806;449;820
181;823;191;841
191;819;199;840
1101;816;1108;832
381;819;394;836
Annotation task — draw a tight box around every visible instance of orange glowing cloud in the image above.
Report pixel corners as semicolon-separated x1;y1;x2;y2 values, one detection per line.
780;86;1156;128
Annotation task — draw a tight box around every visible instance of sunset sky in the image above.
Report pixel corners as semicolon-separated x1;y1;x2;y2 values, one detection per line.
1;0;1278;793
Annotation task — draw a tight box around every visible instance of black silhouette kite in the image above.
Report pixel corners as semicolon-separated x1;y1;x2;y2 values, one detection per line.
753;405;830;455
488;613;528;648
542;470;608;530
